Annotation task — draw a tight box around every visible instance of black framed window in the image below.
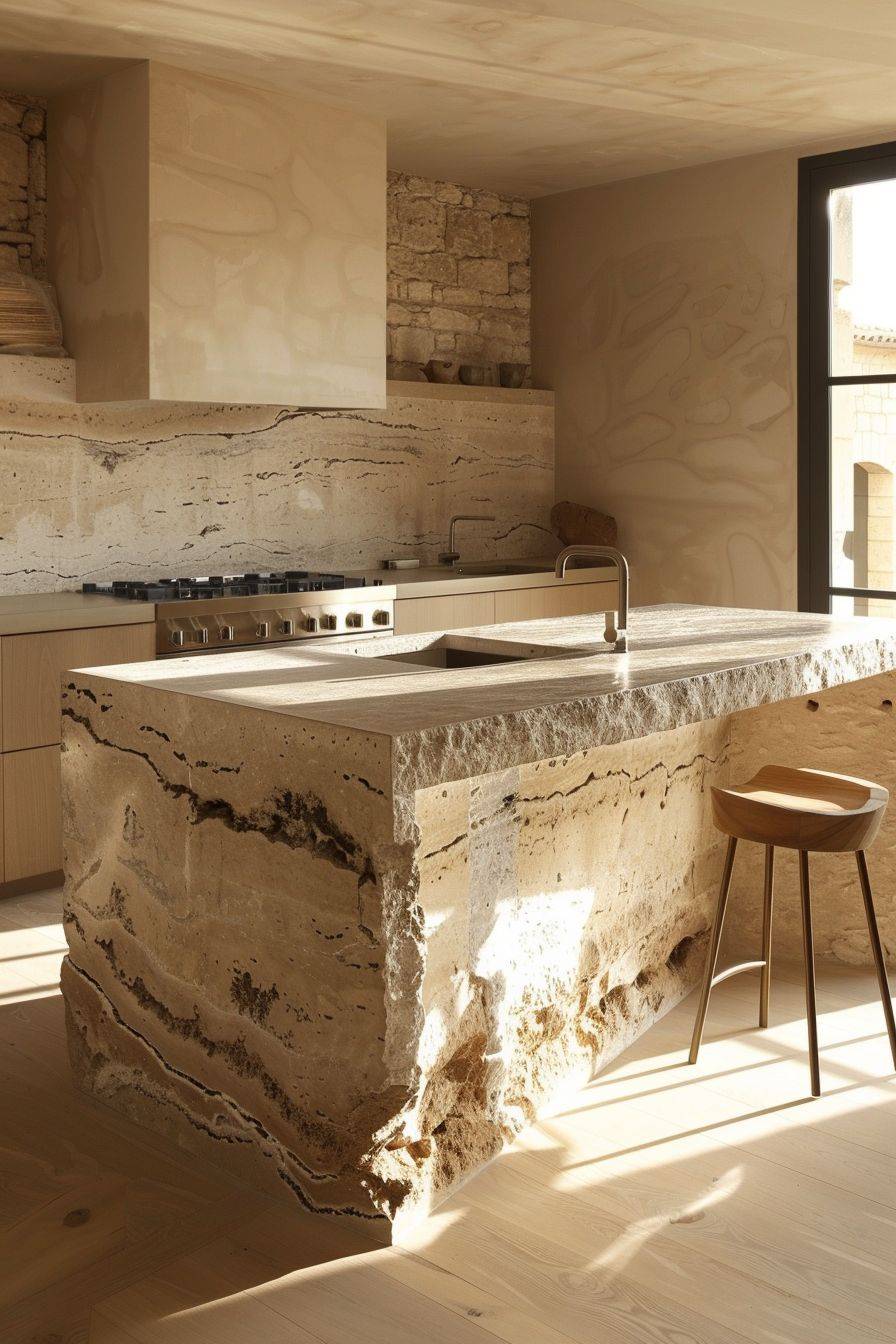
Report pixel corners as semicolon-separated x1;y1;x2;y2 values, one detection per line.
799;140;896;618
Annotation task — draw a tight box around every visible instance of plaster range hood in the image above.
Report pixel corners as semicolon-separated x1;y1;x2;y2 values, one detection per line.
47;62;386;406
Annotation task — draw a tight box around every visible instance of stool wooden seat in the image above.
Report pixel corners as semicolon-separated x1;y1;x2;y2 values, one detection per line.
712;765;888;852
690;765;896;1097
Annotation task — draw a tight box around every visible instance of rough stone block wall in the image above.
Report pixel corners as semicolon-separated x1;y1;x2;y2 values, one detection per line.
0;92;46;276
387;170;530;382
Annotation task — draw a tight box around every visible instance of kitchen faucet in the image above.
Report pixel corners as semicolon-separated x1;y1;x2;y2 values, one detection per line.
439;514;496;566
554;545;630;651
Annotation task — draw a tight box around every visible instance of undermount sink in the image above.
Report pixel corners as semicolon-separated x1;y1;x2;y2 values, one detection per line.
448;561;553;577
371;633;590;670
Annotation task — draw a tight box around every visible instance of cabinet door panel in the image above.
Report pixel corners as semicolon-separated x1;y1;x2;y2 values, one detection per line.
2;624;155;751
393;593;495;636
493;580;618;624
3;746;62;882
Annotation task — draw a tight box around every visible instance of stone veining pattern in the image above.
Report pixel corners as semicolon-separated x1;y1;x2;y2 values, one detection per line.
60;671;727;1240
0;387;553;591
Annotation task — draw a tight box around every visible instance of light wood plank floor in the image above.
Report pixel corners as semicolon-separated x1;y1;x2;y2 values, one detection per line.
2;885;896;1344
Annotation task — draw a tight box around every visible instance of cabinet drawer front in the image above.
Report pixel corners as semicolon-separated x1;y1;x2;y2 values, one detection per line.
2;745;62;882
394;592;495;636
2;623;155;751
493;579;618;624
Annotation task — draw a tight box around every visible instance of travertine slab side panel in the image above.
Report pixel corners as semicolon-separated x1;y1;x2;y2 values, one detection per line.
147;65;385;406
724;669;896;967
0;389;553;590
388;719;731;1225
60;673;412;1235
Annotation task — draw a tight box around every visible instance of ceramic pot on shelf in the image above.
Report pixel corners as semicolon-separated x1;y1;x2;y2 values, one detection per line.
421;359;460;383
458;364;493;386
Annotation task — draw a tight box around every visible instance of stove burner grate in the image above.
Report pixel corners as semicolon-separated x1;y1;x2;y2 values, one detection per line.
82;571;358;601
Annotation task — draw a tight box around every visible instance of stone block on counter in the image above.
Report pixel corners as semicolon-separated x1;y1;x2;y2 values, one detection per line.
551;499;619;548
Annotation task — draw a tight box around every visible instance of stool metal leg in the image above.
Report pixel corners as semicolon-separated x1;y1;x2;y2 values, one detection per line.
689;837;738;1065
855;850;896;1070
759;845;774;1028
798;850;821;1097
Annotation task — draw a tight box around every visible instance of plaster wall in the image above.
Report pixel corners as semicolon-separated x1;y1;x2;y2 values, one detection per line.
48;62;386;406
532;148;798;610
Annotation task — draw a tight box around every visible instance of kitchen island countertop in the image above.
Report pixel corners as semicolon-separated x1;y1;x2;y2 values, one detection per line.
73;603;896;791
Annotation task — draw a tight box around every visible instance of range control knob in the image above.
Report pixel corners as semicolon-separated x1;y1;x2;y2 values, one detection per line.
280;619;295;636
169;628;185;648
303;615;319;633
320;613;338;631
256;621;270;639
372;609;390;626
346;612;363;628
220;624;234;641
196;627;209;645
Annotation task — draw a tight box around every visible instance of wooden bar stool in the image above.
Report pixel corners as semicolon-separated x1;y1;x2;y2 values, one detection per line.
689;765;896;1097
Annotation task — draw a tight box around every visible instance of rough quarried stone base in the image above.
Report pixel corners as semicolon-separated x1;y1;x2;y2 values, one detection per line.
62;668;732;1241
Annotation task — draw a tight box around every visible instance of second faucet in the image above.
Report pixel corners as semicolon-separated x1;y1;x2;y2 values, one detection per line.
438;514;496;566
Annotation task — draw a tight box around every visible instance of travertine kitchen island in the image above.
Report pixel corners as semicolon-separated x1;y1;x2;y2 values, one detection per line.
60;605;896;1241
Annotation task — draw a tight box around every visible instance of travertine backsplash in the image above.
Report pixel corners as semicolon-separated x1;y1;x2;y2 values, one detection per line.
0;387;554;592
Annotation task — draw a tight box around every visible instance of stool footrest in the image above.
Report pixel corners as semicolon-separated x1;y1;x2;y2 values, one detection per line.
709;959;767;989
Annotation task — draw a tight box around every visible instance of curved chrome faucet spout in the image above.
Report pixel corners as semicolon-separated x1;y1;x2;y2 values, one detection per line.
554;545;630;651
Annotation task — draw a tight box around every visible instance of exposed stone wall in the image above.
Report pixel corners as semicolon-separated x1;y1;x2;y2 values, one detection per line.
0;92;46;276
387;170;530;382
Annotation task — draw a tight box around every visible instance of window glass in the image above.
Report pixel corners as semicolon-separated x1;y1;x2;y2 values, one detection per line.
830;181;896;375
830;385;896;594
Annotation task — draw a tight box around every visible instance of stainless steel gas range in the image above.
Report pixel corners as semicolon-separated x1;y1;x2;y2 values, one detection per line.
82;571;394;657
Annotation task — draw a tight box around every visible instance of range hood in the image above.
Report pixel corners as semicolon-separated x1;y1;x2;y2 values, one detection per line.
48;62;386;406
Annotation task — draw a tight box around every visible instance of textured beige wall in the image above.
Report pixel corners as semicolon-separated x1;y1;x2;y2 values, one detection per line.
49;62;386;407
48;65;150;401
532;149;797;610
387;170;529;382
148;64;386;406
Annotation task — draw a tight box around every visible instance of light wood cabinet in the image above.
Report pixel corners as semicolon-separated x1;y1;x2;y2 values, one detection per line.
2;746;62;882
394;592;495;636
0;620;155;889
1;623;155;752
494;579;617;624
394;579;618;637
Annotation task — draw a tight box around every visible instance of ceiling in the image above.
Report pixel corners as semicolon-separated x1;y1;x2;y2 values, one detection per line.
2;0;896;196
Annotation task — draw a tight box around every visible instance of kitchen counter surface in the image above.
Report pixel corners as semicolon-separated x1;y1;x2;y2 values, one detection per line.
344;558;615;597
0;590;156;636
72;603;896;792
0;557;611;636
